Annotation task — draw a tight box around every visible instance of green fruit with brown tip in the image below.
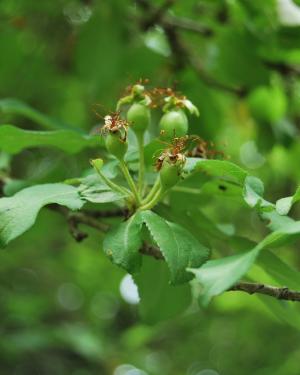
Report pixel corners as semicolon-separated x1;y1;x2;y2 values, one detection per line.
105;132;128;160
159;109;188;139
127;103;151;134
160;161;181;190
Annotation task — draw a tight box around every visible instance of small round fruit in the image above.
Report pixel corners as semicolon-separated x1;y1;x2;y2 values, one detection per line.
105;132;128;160
159;109;188;139
127;103;151;134
160;162;181;190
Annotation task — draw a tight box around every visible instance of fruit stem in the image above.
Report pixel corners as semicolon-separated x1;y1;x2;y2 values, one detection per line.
93;163;131;197
142;176;161;204
136;133;145;196
139;186;165;211
119;160;141;205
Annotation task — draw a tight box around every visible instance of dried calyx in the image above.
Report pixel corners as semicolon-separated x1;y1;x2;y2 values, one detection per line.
156;137;188;190
101;112;129;160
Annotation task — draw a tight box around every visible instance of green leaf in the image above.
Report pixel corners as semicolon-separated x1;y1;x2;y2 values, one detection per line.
143;26;171;57
103;214;143;273
74;165;119;190
190;220;300;305
139;210;209;284
189;249;259;306
243;176;274;210
76;167;127;203
0;125;100;154
80;188;125;203
0;99;78;131
184;158;248;185
258;295;300;330
276;186;300;215
0;183;84;247
258;221;300;249
3;179;31;196
134;257;192;324
261;210;295;231
258;251;300;290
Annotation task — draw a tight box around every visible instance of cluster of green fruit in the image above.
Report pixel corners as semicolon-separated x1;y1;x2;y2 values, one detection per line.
92;83;199;210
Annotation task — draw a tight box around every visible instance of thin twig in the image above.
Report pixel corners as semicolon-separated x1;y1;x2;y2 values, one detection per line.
142;0;175;30
229;282;300;302
263;60;300;77
136;0;213;36
135;0;246;96
48;204;109;242
187;51;247;97
164;15;214;37
48;203;300;302
82;208;128;219
141;242;164;260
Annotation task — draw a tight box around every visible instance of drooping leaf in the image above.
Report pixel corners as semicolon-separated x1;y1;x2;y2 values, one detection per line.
103;213;143;273
276;186;300;215
0;125;100;154
190;220;300;305
134;257;192;324
189;249;259;306
139;210;209;284
0;183;84;247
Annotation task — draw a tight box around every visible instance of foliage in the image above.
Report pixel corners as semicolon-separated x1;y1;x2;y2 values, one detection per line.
1;1;300;374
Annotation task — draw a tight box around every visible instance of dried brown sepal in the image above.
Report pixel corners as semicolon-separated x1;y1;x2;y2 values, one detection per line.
101;111;129;141
155;136;190;171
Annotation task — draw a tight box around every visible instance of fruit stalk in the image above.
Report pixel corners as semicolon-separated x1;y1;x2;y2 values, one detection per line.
119;160;141;206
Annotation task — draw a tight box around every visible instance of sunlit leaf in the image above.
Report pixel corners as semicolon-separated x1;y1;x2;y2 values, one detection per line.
276;186;300;215
184;158;248;185
190;220;300;305
0;184;84;247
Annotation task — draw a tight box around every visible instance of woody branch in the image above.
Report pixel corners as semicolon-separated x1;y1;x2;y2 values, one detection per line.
49;204;300;303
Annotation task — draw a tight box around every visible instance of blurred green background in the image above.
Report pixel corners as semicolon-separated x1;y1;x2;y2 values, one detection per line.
1;0;300;374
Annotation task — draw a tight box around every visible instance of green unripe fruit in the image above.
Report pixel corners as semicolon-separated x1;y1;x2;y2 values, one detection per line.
160;161;181;190
105;132;128;160
159;109;188;139
127;103;151;134
247;86;287;123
